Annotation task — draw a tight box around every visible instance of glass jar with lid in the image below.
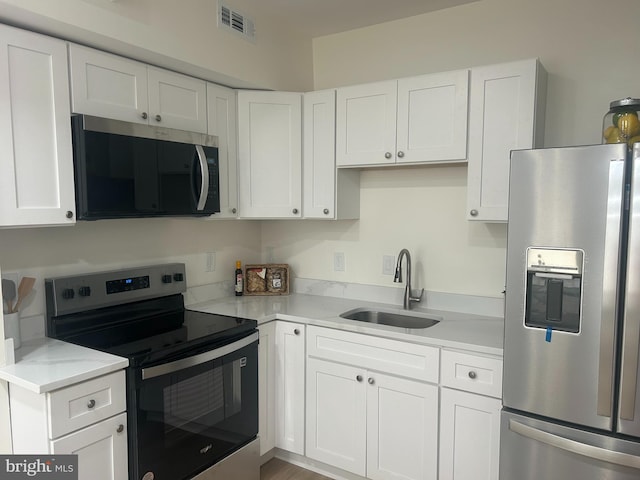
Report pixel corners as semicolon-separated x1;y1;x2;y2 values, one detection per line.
603;97;640;148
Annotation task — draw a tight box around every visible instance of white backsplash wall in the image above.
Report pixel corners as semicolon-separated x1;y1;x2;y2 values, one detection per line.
261;164;507;299
0;218;263;323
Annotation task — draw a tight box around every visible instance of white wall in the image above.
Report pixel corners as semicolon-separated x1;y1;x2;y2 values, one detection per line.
0;219;263;319
0;0;314;90
261;0;640;298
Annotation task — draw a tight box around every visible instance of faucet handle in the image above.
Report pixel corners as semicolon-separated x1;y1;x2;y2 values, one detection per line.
409;288;425;304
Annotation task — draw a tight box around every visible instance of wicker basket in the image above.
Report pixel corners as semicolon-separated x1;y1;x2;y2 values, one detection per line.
244;264;289;295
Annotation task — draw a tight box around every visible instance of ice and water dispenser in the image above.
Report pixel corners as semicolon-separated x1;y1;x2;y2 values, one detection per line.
524;248;583;333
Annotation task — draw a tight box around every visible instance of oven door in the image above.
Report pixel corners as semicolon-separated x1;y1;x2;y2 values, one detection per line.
133;332;258;480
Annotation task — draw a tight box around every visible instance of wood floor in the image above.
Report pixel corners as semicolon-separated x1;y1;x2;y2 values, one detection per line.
260;458;333;480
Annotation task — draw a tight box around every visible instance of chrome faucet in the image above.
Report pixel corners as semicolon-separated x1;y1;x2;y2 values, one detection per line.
393;248;424;310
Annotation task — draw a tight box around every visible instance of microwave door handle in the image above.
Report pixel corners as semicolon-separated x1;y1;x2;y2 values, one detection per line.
195;145;209;211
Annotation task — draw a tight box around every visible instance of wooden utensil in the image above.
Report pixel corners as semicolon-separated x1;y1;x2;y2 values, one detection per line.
12;276;35;313
2;278;16;314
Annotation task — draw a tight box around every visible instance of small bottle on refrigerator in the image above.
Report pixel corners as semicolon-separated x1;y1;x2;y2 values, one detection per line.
235;261;244;296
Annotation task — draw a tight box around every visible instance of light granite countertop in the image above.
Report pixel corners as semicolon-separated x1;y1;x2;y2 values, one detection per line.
0;338;128;394
189;293;504;356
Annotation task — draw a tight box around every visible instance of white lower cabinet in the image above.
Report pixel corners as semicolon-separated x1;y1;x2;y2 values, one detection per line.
439;389;501;480
9;370;127;480
439;349;503;480
258;321;305;457
51;412;128;480
306;326;439;480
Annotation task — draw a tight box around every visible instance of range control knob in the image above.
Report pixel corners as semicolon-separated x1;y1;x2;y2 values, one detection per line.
78;286;92;297
161;275;173;284
62;288;75;300
173;273;184;282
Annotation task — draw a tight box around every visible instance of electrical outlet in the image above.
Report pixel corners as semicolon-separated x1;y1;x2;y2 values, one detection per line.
382;255;395;275
205;252;216;272
334;252;345;272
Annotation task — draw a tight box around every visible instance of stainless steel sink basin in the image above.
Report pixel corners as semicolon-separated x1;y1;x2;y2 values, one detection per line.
339;308;441;329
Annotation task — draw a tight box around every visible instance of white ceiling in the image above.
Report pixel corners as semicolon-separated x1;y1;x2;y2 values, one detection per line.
245;0;480;37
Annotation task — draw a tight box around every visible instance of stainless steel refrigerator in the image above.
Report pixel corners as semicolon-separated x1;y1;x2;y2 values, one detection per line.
500;143;640;479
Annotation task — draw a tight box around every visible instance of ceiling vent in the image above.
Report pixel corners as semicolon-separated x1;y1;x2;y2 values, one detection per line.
218;2;255;41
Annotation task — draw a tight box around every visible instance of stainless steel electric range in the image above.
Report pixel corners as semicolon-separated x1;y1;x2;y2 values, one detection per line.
45;263;259;480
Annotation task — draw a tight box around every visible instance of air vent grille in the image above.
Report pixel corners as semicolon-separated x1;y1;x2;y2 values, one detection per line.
218;2;255;41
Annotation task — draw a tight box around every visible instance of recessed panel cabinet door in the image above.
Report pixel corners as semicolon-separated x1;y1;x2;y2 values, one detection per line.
147;67;207;133
439;388;501;480
396;70;469;163
207;83;238;218
336;80;397;166
306;357;366;476
366;373;438;480
68;43;149;124
466;59;546;222
51;413;128;480
237;91;302;218
0;25;75;227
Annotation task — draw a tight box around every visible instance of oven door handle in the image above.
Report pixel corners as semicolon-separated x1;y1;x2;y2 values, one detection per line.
141;331;258;380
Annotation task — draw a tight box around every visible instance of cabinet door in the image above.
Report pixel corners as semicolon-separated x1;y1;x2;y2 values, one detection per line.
367;373;438;480
207;83;238;218
336;81;397;166
396;70;469;164
306;358;366;476
147;66;207;133
439;388;501;480
466;59;546;222
303;90;336;219
237;91;302;218
68;44;149;125
0;25;76;227
258;322;276;456
51;413;128;480
275;322;305;455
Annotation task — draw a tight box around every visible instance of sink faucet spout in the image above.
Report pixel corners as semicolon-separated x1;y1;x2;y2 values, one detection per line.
394;249;424;310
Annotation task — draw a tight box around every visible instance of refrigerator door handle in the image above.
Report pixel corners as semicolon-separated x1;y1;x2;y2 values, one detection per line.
597;158;625;417
620;145;640;422
509;419;640;469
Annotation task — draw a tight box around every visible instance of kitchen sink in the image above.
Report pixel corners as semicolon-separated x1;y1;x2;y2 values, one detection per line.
339;308;441;329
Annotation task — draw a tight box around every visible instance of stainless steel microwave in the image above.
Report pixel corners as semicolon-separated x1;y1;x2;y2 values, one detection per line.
71;115;220;220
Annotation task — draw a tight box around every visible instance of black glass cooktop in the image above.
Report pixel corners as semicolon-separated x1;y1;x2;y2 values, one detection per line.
47;294;257;367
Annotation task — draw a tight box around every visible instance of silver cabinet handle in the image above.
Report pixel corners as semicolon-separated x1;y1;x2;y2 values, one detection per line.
231;208;237;214
294;328;300;335
195;145;209;211
87;399;96;409
141;112;148;120
468;371;477;379
155;114;162;122
509;419;640;469
323;208;330;215
397;151;405;158
66;211;73;219
356;375;363;382
368;377;375;385
384;152;392;159
292;208;299;214
117;424;124;433
470;209;479;217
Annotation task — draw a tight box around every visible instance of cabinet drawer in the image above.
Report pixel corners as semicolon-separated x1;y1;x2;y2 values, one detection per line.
441;350;503;398
307;325;439;383
47;371;126;439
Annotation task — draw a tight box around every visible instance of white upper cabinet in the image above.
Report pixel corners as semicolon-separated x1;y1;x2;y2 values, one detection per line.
207;83;238;218
69;44;207;133
466;58;547;222
336;70;469;167
0;24;76;227
237;90;302;219
303;90;359;220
